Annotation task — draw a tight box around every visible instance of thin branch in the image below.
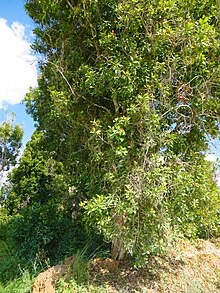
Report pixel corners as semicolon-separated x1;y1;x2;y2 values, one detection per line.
48;61;76;97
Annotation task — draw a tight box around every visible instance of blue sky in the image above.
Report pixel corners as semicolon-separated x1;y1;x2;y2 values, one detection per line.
0;0;37;144
0;0;32;26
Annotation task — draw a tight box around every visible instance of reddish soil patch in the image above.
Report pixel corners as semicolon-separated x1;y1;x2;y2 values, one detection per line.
32;239;220;292
32;256;75;293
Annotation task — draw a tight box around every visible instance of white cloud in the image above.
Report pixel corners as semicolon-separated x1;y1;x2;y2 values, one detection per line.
0;18;37;108
205;153;217;162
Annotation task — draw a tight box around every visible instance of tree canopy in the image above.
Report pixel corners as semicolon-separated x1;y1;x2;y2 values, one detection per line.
2;0;219;264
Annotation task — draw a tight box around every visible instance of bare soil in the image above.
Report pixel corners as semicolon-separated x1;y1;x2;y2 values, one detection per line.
32;238;220;293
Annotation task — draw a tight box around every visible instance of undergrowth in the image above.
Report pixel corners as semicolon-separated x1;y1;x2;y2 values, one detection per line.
0;269;34;293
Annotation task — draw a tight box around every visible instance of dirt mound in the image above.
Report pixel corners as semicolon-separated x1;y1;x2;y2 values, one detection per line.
32;239;220;292
163;239;220;292
88;239;220;292
32;256;75;293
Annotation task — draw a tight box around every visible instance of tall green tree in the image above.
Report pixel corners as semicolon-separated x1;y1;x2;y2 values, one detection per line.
4;131;66;213
24;0;220;260
2;131;87;263
0;115;23;279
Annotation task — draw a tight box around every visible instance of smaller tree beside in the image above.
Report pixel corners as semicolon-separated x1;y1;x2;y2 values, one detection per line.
0;114;23;181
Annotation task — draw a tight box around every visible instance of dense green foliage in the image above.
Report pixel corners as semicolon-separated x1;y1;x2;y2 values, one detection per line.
0;115;23;176
0;1;220;285
0;116;23;282
23;0;220;260
1;132;103;271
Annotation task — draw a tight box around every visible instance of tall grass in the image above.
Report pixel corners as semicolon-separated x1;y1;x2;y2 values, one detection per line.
56;245;109;292
0;269;34;293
